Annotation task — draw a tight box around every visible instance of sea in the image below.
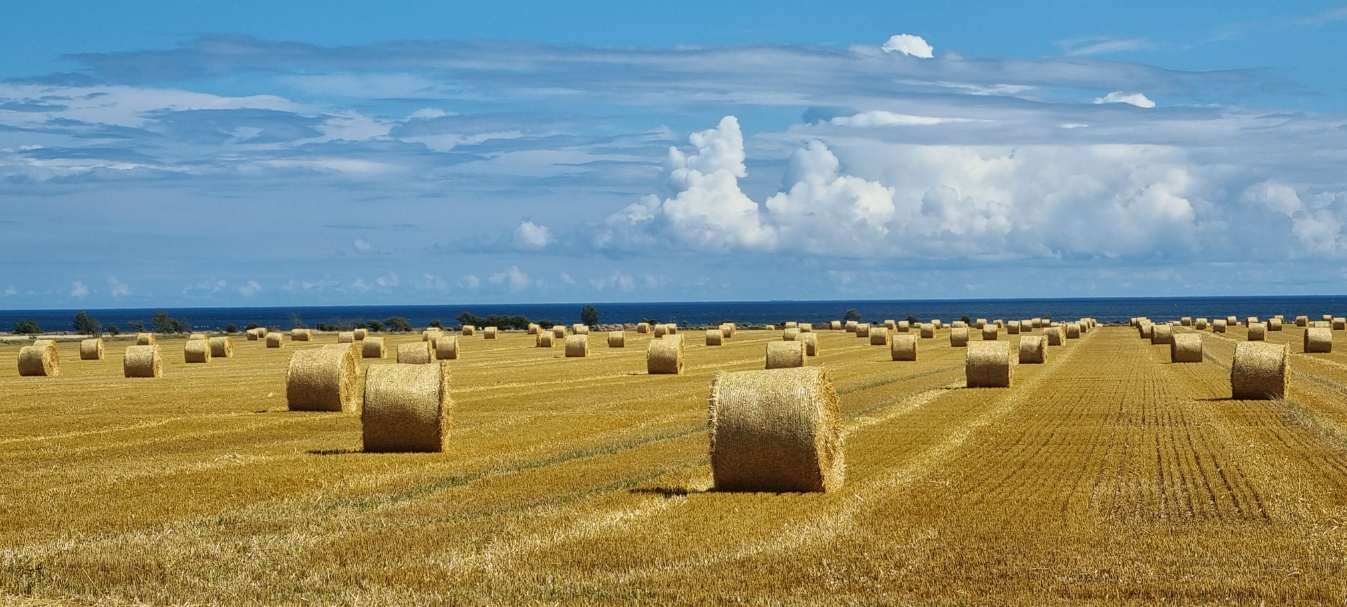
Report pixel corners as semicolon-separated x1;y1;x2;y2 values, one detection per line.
4;296;1347;333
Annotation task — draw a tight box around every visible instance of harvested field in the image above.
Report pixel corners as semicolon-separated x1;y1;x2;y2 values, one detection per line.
4;327;1347;605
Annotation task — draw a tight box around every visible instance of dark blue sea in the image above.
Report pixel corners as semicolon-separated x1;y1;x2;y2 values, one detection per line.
4;296;1347;333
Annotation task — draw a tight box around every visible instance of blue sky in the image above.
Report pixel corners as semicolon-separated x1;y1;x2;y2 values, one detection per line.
3;2;1347;308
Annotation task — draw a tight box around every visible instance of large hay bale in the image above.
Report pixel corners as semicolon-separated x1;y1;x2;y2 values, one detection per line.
361;337;385;359
184;339;211;363
287;344;360;412
798;324;812;333
209;336;233;358
354;328;368;340
1247;323;1266;341
976;318;988;329
1225;316;1238;327
1007;321;1021;335
708;367;843;493
1181;317;1193;327
855;323;871;338
291;329;312;342
1231;342;1288;400
830;320;843;330
573;324;590;335
338;331;355;343
1295;316;1309;327
18;340;59;377
136;333;156;346
80;338;104;361
951;321;967;329
653;324;668;338
1171;334;1203;363
266;332;284;349
891;334;917;361
920;323;935;338
397;341;434;364
720;323;734;338
783;328;800;341
1032;318;1044;329
1195;318;1208;330
803;332;819;356
1268;317;1283;331
1019;335;1046;364
982;325;999;341
845;320;858;333
1067;323;1082;339
1213;319;1227;333
1045;327;1064;346
123;345;162;378
765;341;806;369
435;335;459;360
422;329;442;342
462;325;476;336
636;322;650;334
1326;314;1335;322
869;328;888;346
565;335;590;357
1335;318;1346;331
1304;328;1333;353
665;324;678;335
1137;323;1153;338
484;326;498;340
1315;320;1331;328
1246;317;1259;328
891;320;906;333
608;331;626;348
536;332;554;348
932;320;943;330
528;323;540;335
706;329;723;346
966;341;1013;388
950;327;969;348
362;361;451;452
1150;324;1172;345
647;335;684;374
765;324;777;331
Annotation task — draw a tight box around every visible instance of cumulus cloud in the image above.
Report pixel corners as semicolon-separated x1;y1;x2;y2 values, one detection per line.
238;280;262;296
489;266;530;291
882;34;934;58
514;221;553;248
1094;92;1157;108
460;275;481;290
1243;181;1347;255
353;239;374;254
829;111;977;127
70;281;88;299
106;276;130;298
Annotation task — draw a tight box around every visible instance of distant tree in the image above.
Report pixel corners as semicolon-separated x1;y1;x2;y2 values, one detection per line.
106;325;120;336
365;319;384;333
844;309;863;322
905;315;920;325
288;312;306;329
384;317;413;333
429;319;443;329
536;319;555;329
245;322;260;331
128;320;145;332
960;316;972;325
151;311;187;334
13;319;41;335
224;324;237;333
581;305;600;327
72;311;100;335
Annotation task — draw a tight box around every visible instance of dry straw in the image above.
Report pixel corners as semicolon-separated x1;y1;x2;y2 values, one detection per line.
720;324;734;338
884;319;897;330
361;337;385;359
869;327;888;346
783;328;800;341
353;328;368;340
397;341;434;364
891;334;917;361
708;367;844;493
1195;318;1208;330
950;327;969;348
573;324;590;335
1246;317;1259;328
528;323;540;335
1007;321;1021;335
188;332;207;341
362;361;451;452
1228;315;1240;326
287;343;360;412
637;322;651;334
1150;324;1172;345
565;334;590;357
951;321;967;329
665;324;678;335
1067;323;1082;339
765;340;806;369
18;340;60;377
845;320;858;333
798;324;812;333
802;332;819;356
552;326;567;339
920;323;935;338
855;323;871;338
608;331;625;348
435;335;459;360
706;329;723;346
484;326;498;340
896;320;910;333
291;329;312;342
209;336;233;358
266;333;284;349
136;332;156;346
184;339;211;363
647;335;684;374
976;318;988;329
246;328;261;341
123;345;162;378
1304;328;1333;353
830;320;843;330
422;329;442;342
1181;317;1193;326
536;332;554;348
1247;323;1266;341
966;341;1013;388
1335;318;1347;330
338;332;355;343
1032;318;1044;329
80;338;104;361
1019;335;1046;364
932;320;943;330
1171;334;1203;363
1045;327;1064;346
1231;342;1288;399
765;324;777;331
462;325;476;336
1213;319;1227;333
982;325;999;341
785;322;798;329
1268;317;1283;331
654;324;668;338
1326;314;1336;322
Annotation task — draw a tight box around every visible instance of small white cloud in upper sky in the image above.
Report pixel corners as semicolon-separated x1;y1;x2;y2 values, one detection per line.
353;239;374;254
106;276;130;298
238;280;262;296
70;281;88;298
409;108;448;119
882;34;934;58
830;111;974;127
461;275;481;290
514;221;553;248
489;266;530;291
1094;92;1156;108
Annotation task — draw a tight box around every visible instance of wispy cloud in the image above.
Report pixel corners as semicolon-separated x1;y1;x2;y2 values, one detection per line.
1056;36;1158;57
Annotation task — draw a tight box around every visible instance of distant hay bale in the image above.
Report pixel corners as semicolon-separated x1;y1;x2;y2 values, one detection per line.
891;334;918;361
18;340;59;377
188;333;207;341
765;341;806;369
1213;320;1227;333
435;335;459;360
462;325;476;336
637;322;651;334
765;325;776;331
1195;318;1208;330
1247;323;1266;341
1246;317;1259;328
565;335;590;357
845;320;858;333
552;326;567;339
527;323;540;335
361;337;385;359
123;345;162;378
1335;318;1346;330
397;341;434;364
536;332;554;348
362;361;451;452
1150;324;1172;345
266;333;284;349
1032;318;1044;329
1268;317;1283;331
422;329;442;342
720;323;734;338
1180;317;1192;327
855;323;871;338
1315;320;1331;328
136;333;156;346
783;328;800;341
1228;316;1240;327
666;324;678;335
932;320;943;330
982;325;999;341
338;332;355;343
1304;328;1333;353
1231;342;1288;400
1020;320;1034;332
1067;323;1082;339
706;329;724;346
353;328;368;340
209;336;233;358
1171;334;1203;363
798;324;812;333
184;339;211;364
884;319;897;330
291;329;312;342
869;328;888;346
966;341;1013;388
785;322;798;329
1045;327;1064;346
573;324;590;335
1007;321;1021;335
803;332;819;356
950;327;969;347
1326;314;1335;322
896;321;910;332
608;331;626;348
709;367;843;493
246;328;260;341
647;335;684;374
1018;335;1046;364
484;327;498;340
80;338;104;361
920;323;935;338
286;344;360;412
951;321;967;329
653;324;668;338
830;320;842;330
976;318;988;329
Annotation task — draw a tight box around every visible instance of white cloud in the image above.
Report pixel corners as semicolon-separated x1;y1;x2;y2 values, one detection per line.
461;275;481;290
409;108;448;119
375;271;399;288
1243;181;1347;255
106;276;130;298
829;111;978;127
882;34;934;59
1094;92;1156;108
238;280;262;296
514;221;553;248
488;266;530;291
69;281;88;298
2;286;15;297
353;239;374;254
1058;36;1156;57
559;272;576;284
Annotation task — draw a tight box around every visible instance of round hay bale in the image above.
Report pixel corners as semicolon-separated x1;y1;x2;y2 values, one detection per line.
1149;324;1171;345
1224;316;1237;327
462;325;476;336
257;327;269;337
565;335;590;357
80;338;104;361
845;320;858;333
1316;320;1332;328
1195;318;1208;330
123;345;162;378
951;321;967;329
1231;342;1288;400
783;328;800;341
636;322;650;334
950;327;969;348
1295;316;1309;327
136;333;157;346
361;337;385;359
1335;318;1346;331
528;323;540;335
798;324;812;333
422;329;442;342
1007;321;1021;335
397;341;434;364
291;329;312;342
647;335;684;374
765;324;776;331
1181;317;1193;327
1019;335;1046;364
188;333;207;341
855;323;871;338
362;361;451;452
338;331;355;343
246;329;261;341
765;341;806;369
607;331;626;348
1304;328;1333;353
18;340;59;376
1032;318;1044;329
484;326;498;340
1045;327;1064;346
920;323;935;339
209;336;234;358
1213;319;1227;333
573;324;590;335
435;335;460;360
266;332;284;349
706;329;724;346
884;319;897;330
966;341;1013;388
891;334;917;361
1067;323;1082;339
982;325;999;341
665;324;678;335
708;367;844;493
536;332;554;348
829;320;843;330
287;344;360;412
353;328;368;340
896;320;910;333
1171;334;1203;363
803;332;819;356
1247;323;1266;341
720;324;734;338
869;328;888;346
932;320;943;330
653;324;668;338
184;339;211;363
976;318;988;329
1326;314;1335;322
1268;317;1283;331
785;321;798;329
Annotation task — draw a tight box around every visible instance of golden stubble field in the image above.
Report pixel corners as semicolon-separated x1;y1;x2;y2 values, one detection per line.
3;324;1347;606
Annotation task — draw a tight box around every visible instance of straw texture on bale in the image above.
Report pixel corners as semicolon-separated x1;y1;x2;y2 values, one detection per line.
246;328;260;341
932;320;943;330
184;339;211;363
897;320;910;332
952;321;967;329
1245;317;1258;328
976;318;988;329
765;325;776;331
982;325;998;341
855;323;871;338
1150;324;1172;345
338;332;355;343
362;361;451;453
1231;342;1288;400
1268;317;1283;331
720;324;734;338
653;324;668;338
422;329;442;342
950;327;969;348
1171;334;1203;363
287;344;360;412
891;335;917;361
397;342;434;364
845;320;858;333
1018;335;1046;364
528;323;540;335
462;325;476;336
706;329;723;346
1304;328;1333;353
920;323;935;338
552;326;566;339
884;320;897;330
1247;323;1266;341
1213;320;1227;333
1046;327;1064;346
1007;321;1021;335
708;367;844;493
765;340;806;369
830;320;843;330
665;324;678;335
208;336;233;358
353;328;368;340
536;332;553;348
1032;318;1044;329
565;335;589;357
1225;316;1238;327
1296;316;1309;327
1315;320;1331;328
79;338;104;361
966;341;1013;388
573;324;590;335
123;345;162;378
869;328;888;346
291;329;312;342
1195;318;1208;330
647;335;684;375
1335;318;1347;331
136;333;156;346
1067;323;1082;339
608;331;626;348
783;328;800;341
484;327;498;340
803;332;819;356
188;333;207;341
435;335;459;360
361;337;385;359
636;322;650;334
18;340;59;376
785;322;798;329
266;333;284;348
